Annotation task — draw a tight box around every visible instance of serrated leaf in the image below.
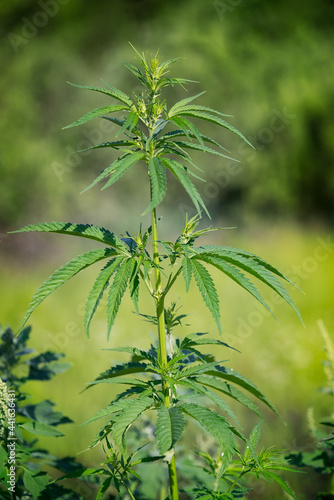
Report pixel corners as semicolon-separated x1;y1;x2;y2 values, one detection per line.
195;246;302;322
205;367;278;415
106;258;133;338
11;221;128;250
19;247;115;332
97;477;113;500
191;259;221;333
68;81;134;107
112;396;153;449
168;92;206;115
117;109;139;137
196;254;274;318
182;257;193;292
21;421;64;437
82;399;131;425
195;375;262;418
169;108;253;148
143;157;167;215
85;257;124;336
173;140;236;161
161;157;209;217
180;403;236;463
244;421;262;462
56;468;107;481
63;105;129;129
83;151;146;193
156;405;185;454
23;470;50;500
181;332;236;351
262;471;297;500
178;378;240;426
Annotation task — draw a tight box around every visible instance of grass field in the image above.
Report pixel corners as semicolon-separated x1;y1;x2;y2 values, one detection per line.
1;222;333;499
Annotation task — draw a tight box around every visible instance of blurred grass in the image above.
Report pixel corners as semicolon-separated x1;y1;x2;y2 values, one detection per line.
1;223;333;498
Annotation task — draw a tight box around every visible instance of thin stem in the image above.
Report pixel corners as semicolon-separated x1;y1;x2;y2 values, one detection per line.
151;206;179;500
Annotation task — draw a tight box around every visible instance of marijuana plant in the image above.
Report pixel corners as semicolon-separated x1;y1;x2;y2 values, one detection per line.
10;46;301;499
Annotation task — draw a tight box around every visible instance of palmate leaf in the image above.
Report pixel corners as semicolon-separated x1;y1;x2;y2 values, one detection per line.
195;375;262;418
168;107;253;148
180;332;236;351
107;258;133;338
82;151;146;193
179;403;236;463
112;395;153;449
178;378;240;426
82;398;134;425
196;254;274;318
191;259;221;333
205;366;278;415
19;247;116;332
63;105;129;129
92;361;151;383
67;81;134;108
169;116;204;146
172;140;236;161
11;221;128;251
168;92;206;115
143;156;167;215
182;256;193;292
156;404;185;454
194;246;302;322
161;157;209;217
84;256;124;336
261;471;297;500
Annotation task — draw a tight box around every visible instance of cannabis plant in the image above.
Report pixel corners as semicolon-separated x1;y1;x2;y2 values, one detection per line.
11;47;301;499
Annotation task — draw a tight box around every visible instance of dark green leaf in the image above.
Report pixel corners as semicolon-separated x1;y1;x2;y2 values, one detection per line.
112;396;153;449
67;81;134;107
21;421;64;437
63;105;129;129
19;247;115;332
191;259;221;333
161;157;209;217
107;258;133;338
143;156;167;214
11;221;128;250
85;257;124;336
156;405;185;454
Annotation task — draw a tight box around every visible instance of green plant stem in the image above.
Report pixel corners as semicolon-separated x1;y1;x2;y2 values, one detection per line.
151;206;179;500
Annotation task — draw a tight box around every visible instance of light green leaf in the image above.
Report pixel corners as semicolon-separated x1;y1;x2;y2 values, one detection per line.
83;152;146;193
63;105;129;129
68;81;134;107
195;375;262;418
97;477;113;500
156;404;185;454
168;92;206;115
11;221;128;250
112;396;153;449
196;254;274;318
262;471;297;500
161;157;209;217
173;140;236;160
205;366;278;415
191;259;221;333
179;403;236;463
169;108;253;148
195;246;302;322
117;109;139;137
19;247;115;332
106;259;133;338
85;257;124;336
23;470;50;500
181;257;193;292
143;157;167;215
21;421;64;437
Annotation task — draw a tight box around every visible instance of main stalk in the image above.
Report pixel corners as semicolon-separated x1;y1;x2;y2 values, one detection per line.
151;206;179;500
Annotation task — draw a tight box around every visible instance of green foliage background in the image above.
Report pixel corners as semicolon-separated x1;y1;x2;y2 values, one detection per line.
1;1;334;498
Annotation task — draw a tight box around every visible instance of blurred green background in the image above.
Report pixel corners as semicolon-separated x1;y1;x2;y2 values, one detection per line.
1;0;334;498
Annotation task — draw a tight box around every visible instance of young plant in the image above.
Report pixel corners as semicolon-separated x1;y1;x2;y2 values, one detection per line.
10;46;301;499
